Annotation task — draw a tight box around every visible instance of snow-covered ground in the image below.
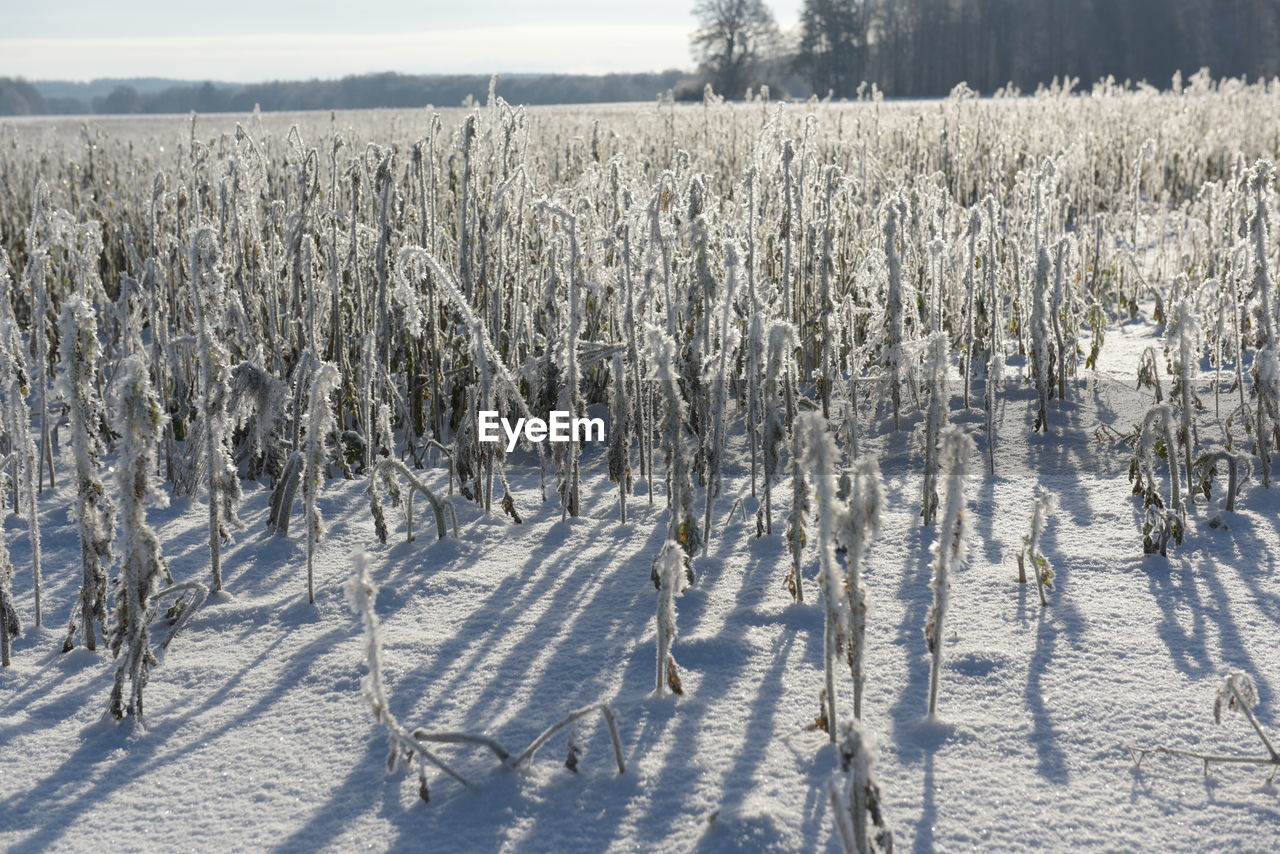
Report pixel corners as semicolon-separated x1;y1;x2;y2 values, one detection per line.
2;316;1279;853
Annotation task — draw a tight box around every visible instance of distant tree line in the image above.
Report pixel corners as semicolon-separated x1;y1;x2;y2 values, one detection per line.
0;71;697;116
694;0;1280;99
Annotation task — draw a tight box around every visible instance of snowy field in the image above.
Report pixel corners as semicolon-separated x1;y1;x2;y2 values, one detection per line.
2;83;1280;852
2;315;1278;852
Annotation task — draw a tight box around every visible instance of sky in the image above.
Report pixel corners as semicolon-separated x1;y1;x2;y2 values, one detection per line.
2;1;804;82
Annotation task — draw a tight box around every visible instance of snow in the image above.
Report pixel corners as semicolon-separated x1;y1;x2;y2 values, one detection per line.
2;316;1280;853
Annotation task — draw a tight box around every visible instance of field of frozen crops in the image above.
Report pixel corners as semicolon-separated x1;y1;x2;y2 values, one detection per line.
2;77;1280;851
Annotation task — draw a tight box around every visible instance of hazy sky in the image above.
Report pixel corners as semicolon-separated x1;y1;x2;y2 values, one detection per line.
3;1;804;82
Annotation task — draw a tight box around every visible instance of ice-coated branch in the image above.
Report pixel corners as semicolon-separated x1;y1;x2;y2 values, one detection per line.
346;551;472;800
761;320;795;537
786;410;809;603
187;225;241;593
646;325;700;566
347;551;625;805
0;268;42;633
367;457;455;544
919;332;950;526
702;240;739;554
1131;670;1280;780
509;702;626;774
411;730;511;761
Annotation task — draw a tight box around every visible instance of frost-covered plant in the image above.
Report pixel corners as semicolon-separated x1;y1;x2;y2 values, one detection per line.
646;325;699;576
0;528;17;667
1167;292;1200;497
0;272;41;628
1016;489;1056;607
702;241;739;553
654;540;688;696
302;361;340;604
1130;404;1183;555
399;246;546;513
786;412;810;604
831;719;894;854
1049;235;1076;401
1131;669;1280;780
925;427;973;718
1252;346;1280;487
58;296;115;652
761;320;795;536
1247;161;1275;349
227;360;289;478
983;195;1004;476
919;332;950;525
802;411;845;739
108;357;206;725
187;226;241;593
882;201;908;429
1029;245;1054;432
1194;447;1251;514
21;181;58;495
367;457;455;545
961;207;981;409
838;457;883;720
534;200;585;518
1136;346;1164;403
608;353;633;523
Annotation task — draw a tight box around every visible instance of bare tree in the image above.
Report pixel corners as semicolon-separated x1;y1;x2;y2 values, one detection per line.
796;0;868;97
690;0;780;99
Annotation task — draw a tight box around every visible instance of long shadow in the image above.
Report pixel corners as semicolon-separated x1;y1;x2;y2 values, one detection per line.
290;487;678;852
888;520;935;759
1199;561;1277;724
268;723;508;854
2;714;178;853
5;680;100;743
1;620;339;849
1024;610;1069;783
452;522;665;723
972;470;1004;566
0;650;105;726
399;514;670;739
386;514;592;709
912;750;936;854
1008;514;1080;788
588;515;825;850
1216;510;1280;629
190;627;348;736
1141;556;1214;679
1032;504;1086;646
1023;394;1101;530
1134;451;1280;725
